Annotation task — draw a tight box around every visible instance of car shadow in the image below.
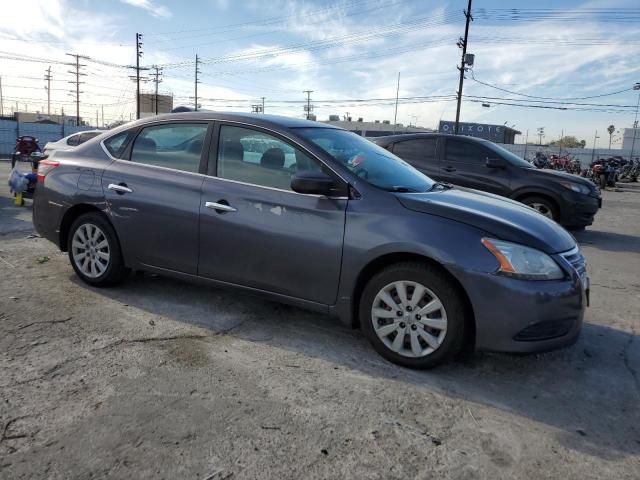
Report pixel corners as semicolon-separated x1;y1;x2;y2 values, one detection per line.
0;194;35;236
574;229;640;254
82;272;640;461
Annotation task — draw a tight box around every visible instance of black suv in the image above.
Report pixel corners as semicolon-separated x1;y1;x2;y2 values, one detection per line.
373;134;601;229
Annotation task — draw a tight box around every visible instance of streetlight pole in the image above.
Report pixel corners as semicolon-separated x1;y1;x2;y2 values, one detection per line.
591;130;600;162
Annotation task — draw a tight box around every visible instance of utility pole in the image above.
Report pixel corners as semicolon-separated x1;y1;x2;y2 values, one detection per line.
195;54;201;111
523;129;529;160
537;127;545;145
96;110;99;127
591;130;599;162
629;83;640;161
44;66;52;115
66;53;88;126
393;72;400;133
136;33;143;119
303;90;313;120
454;0;473;135
101;105;104;128
559;129;564;155
151;65;163;114
261;96;265;114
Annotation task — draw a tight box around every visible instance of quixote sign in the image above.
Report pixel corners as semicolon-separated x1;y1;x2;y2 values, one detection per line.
439;121;506;143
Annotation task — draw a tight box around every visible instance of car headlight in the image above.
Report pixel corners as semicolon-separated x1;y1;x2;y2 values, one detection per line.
560;181;591;195
481;238;564;280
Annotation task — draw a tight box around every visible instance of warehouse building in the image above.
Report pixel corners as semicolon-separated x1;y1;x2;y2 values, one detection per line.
322;116;433;137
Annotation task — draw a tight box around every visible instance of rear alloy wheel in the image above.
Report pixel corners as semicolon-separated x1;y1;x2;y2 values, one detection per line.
521;196;558;221
360;262;466;369
68;212;128;286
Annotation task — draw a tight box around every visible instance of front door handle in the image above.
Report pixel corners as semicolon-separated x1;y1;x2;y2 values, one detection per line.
108;183;133;194
443;166;457;173
205;201;237;213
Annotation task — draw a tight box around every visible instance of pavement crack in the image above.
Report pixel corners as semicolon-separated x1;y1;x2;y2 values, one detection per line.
13;317;73;332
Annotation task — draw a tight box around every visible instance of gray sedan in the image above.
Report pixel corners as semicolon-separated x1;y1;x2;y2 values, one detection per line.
33;112;588;368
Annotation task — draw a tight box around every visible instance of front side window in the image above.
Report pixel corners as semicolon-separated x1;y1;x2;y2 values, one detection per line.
130;123;208;173
393;138;438;167
215;125;321;191
294;127;435;193
445;140;491;164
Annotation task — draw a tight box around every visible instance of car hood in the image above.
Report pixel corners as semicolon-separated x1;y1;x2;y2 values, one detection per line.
396;187;576;254
525;167;595;187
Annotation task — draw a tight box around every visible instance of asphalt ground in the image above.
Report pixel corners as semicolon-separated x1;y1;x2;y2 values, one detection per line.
1;161;639;479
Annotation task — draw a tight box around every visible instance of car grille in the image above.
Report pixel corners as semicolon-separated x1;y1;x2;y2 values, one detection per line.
514;318;576;341
561;246;587;280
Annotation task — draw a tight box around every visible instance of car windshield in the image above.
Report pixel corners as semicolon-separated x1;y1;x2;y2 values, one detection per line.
293;127;435;192
484;141;533;168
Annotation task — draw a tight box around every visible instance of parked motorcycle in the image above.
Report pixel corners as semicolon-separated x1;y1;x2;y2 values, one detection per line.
11;136;42;169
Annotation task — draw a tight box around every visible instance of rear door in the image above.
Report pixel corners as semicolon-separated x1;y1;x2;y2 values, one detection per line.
441;138;511;195
198;123;347;305
391;137;441;179
102;121;211;274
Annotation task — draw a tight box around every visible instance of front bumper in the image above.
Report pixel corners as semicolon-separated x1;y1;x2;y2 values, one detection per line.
559;191;601;228
452;261;587;354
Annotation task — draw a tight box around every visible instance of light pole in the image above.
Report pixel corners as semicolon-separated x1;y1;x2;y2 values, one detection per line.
630;82;640;161
591;130;600;162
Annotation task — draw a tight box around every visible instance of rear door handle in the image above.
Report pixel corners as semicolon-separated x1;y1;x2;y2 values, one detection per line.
108;183;133;194
443;166;456;173
205;201;237;213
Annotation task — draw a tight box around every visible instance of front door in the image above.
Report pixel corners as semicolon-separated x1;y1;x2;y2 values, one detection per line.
441;138;511;195
102;121;210;274
198;124;347;305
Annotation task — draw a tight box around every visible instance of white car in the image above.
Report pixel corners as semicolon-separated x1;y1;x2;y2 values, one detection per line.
44;130;104;158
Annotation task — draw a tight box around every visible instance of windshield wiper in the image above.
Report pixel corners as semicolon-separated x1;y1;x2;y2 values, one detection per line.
430;181;454;191
387;186;421;193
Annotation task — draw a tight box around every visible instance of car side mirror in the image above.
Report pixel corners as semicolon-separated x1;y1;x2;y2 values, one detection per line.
291;171;336;196
486;157;505;169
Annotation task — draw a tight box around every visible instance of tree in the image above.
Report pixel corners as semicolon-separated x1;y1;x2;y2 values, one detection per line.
607;124;615;148
548;136;586;148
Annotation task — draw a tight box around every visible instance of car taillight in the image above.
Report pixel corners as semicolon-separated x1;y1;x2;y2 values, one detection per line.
37;159;60;184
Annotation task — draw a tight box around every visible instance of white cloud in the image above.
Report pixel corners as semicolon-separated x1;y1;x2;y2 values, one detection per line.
119;0;172;19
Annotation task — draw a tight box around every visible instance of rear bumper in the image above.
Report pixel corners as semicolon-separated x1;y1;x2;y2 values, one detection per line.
452;266;586;354
33;187;64;248
558;191;601;228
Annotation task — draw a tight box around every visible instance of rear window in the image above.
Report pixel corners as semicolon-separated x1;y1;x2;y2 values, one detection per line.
78;132;101;144
103;131;134;158
66;134;81;146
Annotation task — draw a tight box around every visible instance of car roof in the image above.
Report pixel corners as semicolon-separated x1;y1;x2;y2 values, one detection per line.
373;133;491;145
133;111;342;130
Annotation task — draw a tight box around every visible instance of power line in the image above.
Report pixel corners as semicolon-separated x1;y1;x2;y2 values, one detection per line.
469;73;635;100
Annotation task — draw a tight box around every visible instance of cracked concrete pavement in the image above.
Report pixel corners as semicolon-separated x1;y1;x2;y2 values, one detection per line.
0;161;639;479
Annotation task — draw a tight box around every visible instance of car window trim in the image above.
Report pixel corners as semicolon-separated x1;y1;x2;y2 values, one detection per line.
123;120;213;174
207;120;349;198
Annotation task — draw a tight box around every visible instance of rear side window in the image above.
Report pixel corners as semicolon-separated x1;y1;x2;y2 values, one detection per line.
66;134;80;146
103;131;134;158
130;123;208;173
78;132;101;144
445;140;491;163
392;138;438;168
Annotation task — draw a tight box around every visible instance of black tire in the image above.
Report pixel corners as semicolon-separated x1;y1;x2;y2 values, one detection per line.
520;195;559;221
359;262;467;369
67;212;128;287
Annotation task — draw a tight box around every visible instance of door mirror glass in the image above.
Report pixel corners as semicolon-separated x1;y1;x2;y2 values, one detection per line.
486;157;506;168
291;171;335;195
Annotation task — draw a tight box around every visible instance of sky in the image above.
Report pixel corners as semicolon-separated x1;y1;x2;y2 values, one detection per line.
1;0;639;147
